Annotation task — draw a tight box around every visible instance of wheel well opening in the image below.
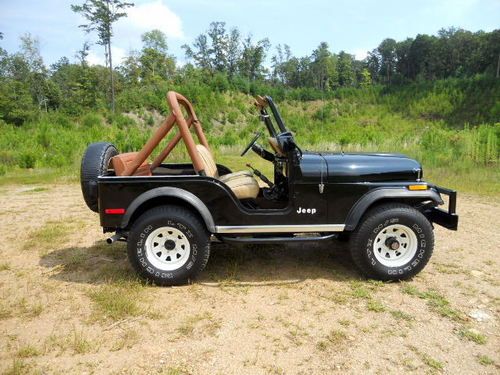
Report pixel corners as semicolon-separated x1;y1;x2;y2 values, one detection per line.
125;197;206;231
348;197;437;232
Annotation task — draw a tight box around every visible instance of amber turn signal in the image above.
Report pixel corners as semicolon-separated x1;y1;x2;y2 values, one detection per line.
408;184;428;191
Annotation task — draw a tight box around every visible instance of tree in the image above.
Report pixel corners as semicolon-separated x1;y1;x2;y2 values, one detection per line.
359;68;372;88
76;41;91;66
377;38;397;83
226;28;241;78
408;34;438;80
395;38;413;81
271;44;292;84
310;42;338;90
207;21;228;73
71;0;133;112
120;50;141;85
337;51;355;86
140;29;175;82
238;35;270;81
182;34;213;73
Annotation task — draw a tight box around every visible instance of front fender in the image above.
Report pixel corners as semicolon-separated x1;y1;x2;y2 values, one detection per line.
120;187;216;232
344;187;443;231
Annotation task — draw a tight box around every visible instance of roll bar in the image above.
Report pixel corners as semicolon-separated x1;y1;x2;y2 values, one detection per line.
121;91;210;176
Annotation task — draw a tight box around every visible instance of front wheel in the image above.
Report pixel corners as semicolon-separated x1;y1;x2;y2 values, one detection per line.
349;203;434;281
127;205;210;286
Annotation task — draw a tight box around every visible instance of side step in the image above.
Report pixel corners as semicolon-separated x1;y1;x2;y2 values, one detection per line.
220;233;337;245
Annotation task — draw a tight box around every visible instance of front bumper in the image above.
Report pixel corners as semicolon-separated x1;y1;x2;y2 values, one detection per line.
426;186;458;230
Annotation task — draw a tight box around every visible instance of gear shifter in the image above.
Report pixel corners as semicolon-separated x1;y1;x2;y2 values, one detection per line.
246;164;274;188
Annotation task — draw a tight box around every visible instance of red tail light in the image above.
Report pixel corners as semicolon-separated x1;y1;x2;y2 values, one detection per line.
105;208;126;215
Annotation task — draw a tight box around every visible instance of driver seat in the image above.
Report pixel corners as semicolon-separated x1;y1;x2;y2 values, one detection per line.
196;145;259;200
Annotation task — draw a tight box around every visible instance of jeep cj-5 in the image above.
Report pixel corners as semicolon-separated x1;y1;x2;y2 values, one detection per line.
80;92;458;285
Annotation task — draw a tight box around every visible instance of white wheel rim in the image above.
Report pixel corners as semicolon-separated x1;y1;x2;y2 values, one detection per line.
373;224;418;267
145;226;191;271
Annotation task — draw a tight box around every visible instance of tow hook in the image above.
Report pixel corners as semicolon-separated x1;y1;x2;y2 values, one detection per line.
107;233;124;244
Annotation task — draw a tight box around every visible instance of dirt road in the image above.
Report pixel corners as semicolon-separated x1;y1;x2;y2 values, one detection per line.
0;184;498;374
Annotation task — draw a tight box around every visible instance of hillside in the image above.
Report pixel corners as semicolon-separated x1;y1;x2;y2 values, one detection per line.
0;77;499;193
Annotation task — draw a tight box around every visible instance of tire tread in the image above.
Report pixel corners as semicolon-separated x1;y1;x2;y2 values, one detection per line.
350;203;434;280
128;205;210;286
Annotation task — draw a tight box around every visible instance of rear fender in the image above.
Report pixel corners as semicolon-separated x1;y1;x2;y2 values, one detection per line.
120;187;216;232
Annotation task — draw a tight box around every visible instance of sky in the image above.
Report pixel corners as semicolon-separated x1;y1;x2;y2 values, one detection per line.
0;0;499;67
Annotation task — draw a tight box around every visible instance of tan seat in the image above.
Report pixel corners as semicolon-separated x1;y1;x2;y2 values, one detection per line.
196;145;259;200
112;152;152;176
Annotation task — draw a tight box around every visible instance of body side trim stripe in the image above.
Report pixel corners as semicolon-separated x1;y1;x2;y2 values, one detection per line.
214;224;345;234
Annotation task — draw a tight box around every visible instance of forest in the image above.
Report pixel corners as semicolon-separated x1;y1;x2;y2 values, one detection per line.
0;6;499;193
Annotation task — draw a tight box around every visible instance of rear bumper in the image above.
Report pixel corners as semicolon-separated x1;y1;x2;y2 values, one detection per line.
426;186;458;230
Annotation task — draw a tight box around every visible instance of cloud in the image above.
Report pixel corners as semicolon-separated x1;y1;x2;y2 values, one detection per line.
353;49;368;61
86;46;127;66
87;50;104;66
118;0;184;40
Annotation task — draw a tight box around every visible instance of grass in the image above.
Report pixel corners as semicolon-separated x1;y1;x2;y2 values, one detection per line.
14;297;44;318
457;328;487;345
43;329;95;355
401;285;464;322
421;353;445;372
20;186;48;193
390;309;414;322
477;355;495;366
176;312;221;337
0;302;12;319
159;367;191;375
111;329;139;351
338;319;352;327
316;329;348;351
71;329;94;354
367;299;386;312
4;359;29;375
87;283;142;321
350;280;373;299
409;345;444;372
16;344;40;358
0;262;11;271
433;262;464;275
0;167;78;186
23;220;75;254
0;298;44;320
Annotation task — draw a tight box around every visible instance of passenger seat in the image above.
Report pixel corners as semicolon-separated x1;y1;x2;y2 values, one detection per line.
196;145;259;200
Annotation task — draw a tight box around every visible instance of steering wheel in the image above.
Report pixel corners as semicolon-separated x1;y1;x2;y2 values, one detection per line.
240;132;262;156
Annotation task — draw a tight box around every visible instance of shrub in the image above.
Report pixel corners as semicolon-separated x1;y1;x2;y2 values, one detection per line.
18;152;36;169
81;113;103;128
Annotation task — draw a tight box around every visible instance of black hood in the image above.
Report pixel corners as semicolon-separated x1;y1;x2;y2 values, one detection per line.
299;152;422;183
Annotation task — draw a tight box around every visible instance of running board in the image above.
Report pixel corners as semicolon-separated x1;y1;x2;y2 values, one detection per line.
220;233;337;244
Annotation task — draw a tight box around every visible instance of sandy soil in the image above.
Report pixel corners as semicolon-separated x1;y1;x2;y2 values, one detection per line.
0;184;498;374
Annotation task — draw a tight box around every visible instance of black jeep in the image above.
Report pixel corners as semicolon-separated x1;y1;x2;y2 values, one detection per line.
80;92;458;285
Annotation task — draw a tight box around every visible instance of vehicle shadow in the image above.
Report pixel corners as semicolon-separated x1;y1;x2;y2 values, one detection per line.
39;239;361;286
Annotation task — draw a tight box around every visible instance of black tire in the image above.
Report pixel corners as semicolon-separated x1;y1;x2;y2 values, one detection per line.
349;203;434;281
127;205;210;286
80;142;118;212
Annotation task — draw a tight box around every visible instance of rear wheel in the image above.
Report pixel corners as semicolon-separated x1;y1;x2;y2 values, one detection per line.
349;203;434;281
127;205;210;286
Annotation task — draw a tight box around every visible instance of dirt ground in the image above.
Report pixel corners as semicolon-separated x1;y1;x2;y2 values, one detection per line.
0;184;498;375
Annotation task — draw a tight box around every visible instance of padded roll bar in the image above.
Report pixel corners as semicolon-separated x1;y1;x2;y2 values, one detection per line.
120;91;210;176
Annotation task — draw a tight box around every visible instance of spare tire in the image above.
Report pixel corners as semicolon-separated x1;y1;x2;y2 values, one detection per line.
80;142;118;212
